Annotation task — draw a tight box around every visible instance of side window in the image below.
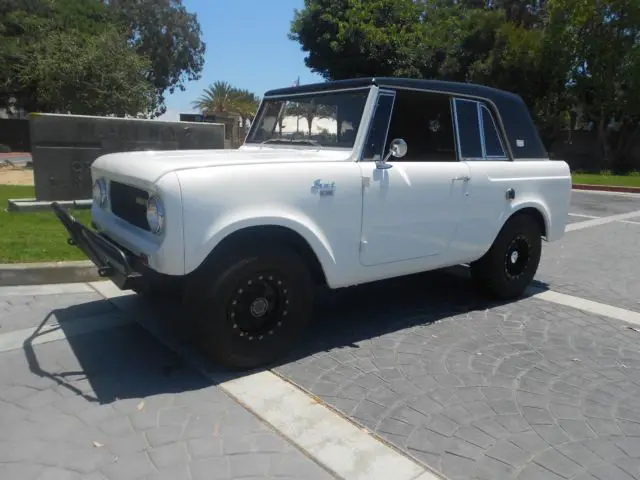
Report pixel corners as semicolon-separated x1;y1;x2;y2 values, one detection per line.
453;99;483;159
384;90;457;162
362;93;395;161
453;98;509;160
480;105;506;158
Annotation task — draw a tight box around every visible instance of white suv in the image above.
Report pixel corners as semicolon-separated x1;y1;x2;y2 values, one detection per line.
53;77;571;369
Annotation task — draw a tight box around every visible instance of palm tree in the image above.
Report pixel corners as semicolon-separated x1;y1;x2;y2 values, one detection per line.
287;101;336;137
191;82;260;128
191;81;237;116
231;89;260;128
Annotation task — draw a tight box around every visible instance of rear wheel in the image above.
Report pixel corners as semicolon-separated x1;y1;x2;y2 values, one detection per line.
470;213;542;300
184;245;313;370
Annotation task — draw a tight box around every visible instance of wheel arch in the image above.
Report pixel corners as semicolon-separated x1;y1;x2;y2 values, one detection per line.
509;205;548;239
187;218;335;287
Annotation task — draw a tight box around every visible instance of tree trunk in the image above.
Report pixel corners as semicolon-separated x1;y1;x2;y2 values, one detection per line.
596;113;612;170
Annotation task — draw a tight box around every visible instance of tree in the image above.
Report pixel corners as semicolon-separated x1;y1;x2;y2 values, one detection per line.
287;0;571;149
191;82;261;127
546;0;640;170
192;81;237;115
0;0;155;115
286;101;335;137
289;0;429;80
105;0;206;116
232;89;261;127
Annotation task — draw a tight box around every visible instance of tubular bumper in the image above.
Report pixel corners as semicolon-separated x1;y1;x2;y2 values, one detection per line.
51;202;142;290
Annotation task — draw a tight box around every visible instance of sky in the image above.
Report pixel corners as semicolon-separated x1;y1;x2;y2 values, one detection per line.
157;0;324;121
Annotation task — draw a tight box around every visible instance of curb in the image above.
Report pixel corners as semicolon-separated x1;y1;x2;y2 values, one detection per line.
0;260;101;286
573;183;640;194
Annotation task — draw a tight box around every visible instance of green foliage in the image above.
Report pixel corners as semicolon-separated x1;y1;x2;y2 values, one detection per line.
105;0;206;116
0;0;205;117
289;0;640;169
289;0;428;79
0;0;155;115
192;82;261;126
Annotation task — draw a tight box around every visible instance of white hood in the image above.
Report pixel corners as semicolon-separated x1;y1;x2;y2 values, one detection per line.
91;146;351;185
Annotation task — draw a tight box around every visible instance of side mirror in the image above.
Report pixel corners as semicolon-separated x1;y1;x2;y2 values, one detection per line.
376;138;408;170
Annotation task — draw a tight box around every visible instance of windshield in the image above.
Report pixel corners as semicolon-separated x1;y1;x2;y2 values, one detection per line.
245;88;370;148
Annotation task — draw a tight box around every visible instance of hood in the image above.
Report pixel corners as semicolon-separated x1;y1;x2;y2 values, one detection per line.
91;146;351;186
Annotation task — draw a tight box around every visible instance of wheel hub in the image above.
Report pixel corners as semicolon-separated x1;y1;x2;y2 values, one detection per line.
228;273;290;340
250;297;269;317
505;235;530;279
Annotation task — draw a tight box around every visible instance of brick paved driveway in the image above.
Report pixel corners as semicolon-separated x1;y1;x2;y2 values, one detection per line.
0;290;333;480
0;190;639;480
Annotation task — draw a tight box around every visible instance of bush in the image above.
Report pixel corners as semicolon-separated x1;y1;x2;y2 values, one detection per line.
0;145;11;153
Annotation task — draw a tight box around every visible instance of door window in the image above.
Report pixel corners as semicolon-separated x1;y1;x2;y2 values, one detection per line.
384;90;458;162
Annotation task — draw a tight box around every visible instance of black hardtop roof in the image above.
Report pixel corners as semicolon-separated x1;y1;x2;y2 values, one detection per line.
262;76;548;160
264;77;522;104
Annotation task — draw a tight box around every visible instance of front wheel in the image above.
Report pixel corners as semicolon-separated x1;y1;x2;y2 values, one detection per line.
470;213;542;300
184;246;313;370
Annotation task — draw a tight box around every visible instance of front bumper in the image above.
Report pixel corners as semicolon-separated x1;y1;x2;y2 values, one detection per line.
52;202;145;290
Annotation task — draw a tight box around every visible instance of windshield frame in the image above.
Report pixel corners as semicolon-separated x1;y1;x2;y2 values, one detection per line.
244;86;374;150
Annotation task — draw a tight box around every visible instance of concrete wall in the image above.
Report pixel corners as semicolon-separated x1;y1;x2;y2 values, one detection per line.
29;113;225;201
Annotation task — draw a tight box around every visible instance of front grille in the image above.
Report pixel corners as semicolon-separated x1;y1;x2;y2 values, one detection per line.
109;181;150;231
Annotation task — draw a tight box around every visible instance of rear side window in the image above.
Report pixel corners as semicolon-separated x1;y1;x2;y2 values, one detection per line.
453;98;509;160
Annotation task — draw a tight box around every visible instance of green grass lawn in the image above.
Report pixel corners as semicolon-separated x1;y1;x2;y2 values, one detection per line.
0;185;92;263
572;172;640;188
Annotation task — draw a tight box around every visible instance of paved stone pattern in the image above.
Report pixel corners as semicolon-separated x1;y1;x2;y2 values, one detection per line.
0;289;115;333
537;221;640;312
0;317;333;480
276;270;640;480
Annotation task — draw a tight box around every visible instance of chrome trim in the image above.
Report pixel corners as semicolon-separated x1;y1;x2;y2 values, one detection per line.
477;101;487;158
451;97;463;162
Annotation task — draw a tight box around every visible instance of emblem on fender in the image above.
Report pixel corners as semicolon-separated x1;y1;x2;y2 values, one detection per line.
311;179;336;196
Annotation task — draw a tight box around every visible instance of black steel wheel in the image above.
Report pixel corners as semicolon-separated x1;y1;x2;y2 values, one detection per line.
185;245;313;370
470;213;542;300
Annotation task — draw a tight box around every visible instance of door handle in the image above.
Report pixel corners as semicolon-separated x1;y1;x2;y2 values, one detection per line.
452;175;470;182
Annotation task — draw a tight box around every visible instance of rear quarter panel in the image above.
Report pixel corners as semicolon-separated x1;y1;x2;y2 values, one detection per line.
453;159;571;261
176;162;364;287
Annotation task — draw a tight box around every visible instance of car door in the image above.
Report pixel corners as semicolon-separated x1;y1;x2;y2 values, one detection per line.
449;97;531;258
358;88;471;267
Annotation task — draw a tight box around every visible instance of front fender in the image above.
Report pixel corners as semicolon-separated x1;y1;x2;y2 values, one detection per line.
184;208;337;279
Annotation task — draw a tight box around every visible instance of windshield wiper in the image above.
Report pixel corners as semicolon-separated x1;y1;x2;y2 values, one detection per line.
260;138;320;146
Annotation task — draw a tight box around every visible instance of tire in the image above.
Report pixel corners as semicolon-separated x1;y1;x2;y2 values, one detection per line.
184;245;313;370
470;213;542;300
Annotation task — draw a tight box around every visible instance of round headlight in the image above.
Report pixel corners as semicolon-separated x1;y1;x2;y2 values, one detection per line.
146;195;165;234
92;178;107;207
